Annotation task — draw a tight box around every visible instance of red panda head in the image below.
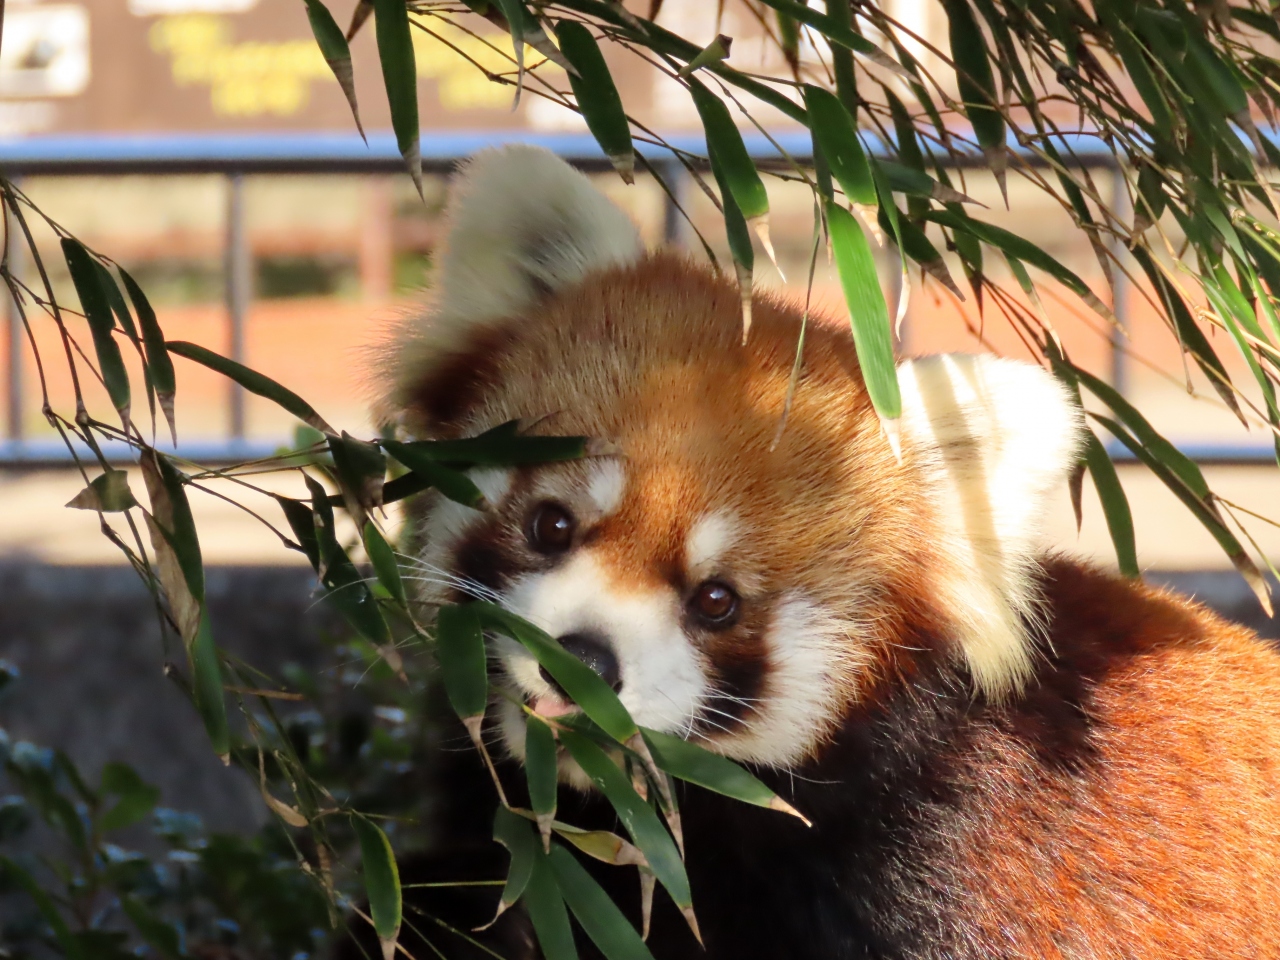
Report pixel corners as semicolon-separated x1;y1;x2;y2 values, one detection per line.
381;146;1084;772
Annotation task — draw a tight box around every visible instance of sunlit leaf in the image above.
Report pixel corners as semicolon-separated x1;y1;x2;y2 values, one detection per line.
1082;430;1139;578
690;76;771;262
372;0;421;195
166;341;334;434
556;20;634;183
942;0;1006;197
804;86;876;208
63;238;130;429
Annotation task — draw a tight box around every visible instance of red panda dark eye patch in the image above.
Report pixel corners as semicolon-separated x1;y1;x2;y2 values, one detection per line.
527;502;575;554
690;580;739;627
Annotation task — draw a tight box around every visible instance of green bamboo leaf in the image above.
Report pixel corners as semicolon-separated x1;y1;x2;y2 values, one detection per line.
548;844;654;960
1082;430;1139;578
66;470;138;513
878;160;976;204
689;77;769;228
804;85;876;208
277;496;321;570
924;208;1113;321
556;20;633;182
942;0;1006;195
707;137;756;340
825;200;900;422
166;341;334;434
122;896;184;960
1069;362;1210;500
877;206;962;298
305;0;365;139
526;715;559;846
753;0;907;77
474;603;638;744
305;475;392;645
191;609;229;759
99;763;161;833
823;0;858;113
776;12;800;77
640;727;809;823
372;0;421;196
329;431;387;517
524;849;577;960
1094;414;1272;615
363;521;406;606
63;238;131;428
386;420;589;466
493;806;537;922
558;730;691;911
0;856;82;960
119;267;177;443
381;440;486;508
93;259;139;341
1108;21;1175;139
551;823;646;866
435;604;488;721
353;816;402;960
142;452;204;604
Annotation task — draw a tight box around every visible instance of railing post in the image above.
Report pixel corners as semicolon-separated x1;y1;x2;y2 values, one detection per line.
1109;164;1130;397
225;171;249;442
5;183;23;444
660;158;688;248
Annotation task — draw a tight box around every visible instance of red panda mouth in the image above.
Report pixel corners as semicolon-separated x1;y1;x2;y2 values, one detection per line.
528;691;579;719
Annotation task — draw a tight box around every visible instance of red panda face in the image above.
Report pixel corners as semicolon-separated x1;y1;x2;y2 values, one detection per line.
381;147;1083;775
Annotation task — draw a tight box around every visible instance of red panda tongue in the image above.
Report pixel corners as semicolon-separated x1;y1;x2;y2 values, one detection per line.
531;694;578;719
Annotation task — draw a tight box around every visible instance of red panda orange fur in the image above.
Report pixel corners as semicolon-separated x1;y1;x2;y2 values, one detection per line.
367;150;1280;960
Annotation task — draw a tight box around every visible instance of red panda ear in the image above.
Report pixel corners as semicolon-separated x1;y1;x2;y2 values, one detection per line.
381;146;643;420
898;354;1085;699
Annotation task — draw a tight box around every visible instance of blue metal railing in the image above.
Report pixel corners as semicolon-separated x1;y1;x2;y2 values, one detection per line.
0;129;1272;467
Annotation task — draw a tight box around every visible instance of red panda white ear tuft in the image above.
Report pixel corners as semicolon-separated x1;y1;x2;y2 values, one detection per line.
898;353;1085;699
385;145;643;410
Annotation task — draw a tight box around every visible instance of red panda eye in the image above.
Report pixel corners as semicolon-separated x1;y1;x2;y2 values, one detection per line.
527;502;575;554
691;580;738;625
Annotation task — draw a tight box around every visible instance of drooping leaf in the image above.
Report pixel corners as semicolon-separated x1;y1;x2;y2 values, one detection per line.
556;20;634;182
305;475;392;646
305;0;365;139
372;0;421;195
804;86;876;209
66;470;138;513
491;806;537;926
386;421;590;467
329;431;387;521
942;0;1006;197
119;267;176;442
190;609;229;759
434;604;488;721
708;136;756;340
363;521;406;606
640;727;808;823
381;441;486;508
689;77;771;256
548;843;654;960
523;848;577;960
825;201;900;422
525;715;559;848
353;816;402;960
166;341;334;434
63;238;130;429
474;603;638;744
1082;430;1139;578
558;730;692;917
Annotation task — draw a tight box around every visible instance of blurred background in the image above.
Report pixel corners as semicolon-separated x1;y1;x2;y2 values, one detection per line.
0;0;1276;836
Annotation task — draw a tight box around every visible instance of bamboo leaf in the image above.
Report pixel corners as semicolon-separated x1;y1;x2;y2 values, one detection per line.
305;0;365;139
434;604;488;721
66;470;138;513
825;200;900;422
551;824;646;867
524;848;577;960
329;431;387;520
526;715;559;849
190;610;229;764
677;33;733;79
753;0;907;77
385;421;590;467
689;77;771;261
708;137;755;340
304;475;392;646
363;521;406;606
558;730;692;916
556;20;634;183
166;341;334;434
804;86;876;208
640;728;809;824
372;0;421;196
548;844;654;960
491;806;537;925
353;816;402;960
63;238;130;429
278;496;321;570
942;0;1006;198
381;440;486;508
119;267;176;443
474;602;638;744
1082;430;1139;578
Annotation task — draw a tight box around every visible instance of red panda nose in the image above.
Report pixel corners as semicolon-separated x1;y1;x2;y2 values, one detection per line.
544;631;622;694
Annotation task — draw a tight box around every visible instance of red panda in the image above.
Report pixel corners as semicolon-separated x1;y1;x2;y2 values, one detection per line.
373;146;1280;959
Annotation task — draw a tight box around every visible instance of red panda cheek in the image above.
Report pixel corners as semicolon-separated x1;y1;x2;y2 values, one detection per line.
696;609;772;733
